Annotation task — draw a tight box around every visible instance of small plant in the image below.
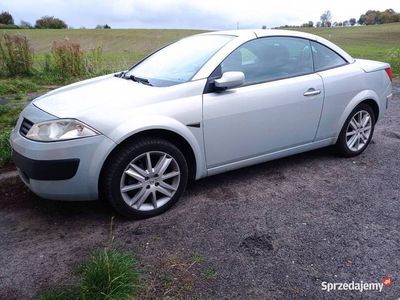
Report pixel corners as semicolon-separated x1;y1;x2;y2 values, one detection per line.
0;127;13;166
38;248;139;300
0;33;33;76
204;267;217;280
79;249;139;300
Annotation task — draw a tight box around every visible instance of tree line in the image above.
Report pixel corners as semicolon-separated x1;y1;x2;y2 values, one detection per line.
272;8;400;29
0;11;111;29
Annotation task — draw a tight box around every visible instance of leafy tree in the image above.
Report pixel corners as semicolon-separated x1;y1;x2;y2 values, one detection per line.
358;9;400;25
20;20;32;28
0;11;14;25
349;18;356;26
320;10;332;27
261;25;267;29
358;14;366;25
308;21;314;27
35;16;67;29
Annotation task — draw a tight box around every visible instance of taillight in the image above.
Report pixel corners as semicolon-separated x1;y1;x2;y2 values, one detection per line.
385;67;393;81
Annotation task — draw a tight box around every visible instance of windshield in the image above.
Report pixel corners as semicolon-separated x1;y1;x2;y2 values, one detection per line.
125;34;235;87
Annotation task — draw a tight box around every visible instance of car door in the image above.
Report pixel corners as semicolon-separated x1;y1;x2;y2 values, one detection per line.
202;36;324;168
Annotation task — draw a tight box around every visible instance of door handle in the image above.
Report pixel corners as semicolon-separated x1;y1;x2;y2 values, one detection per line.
303;88;321;97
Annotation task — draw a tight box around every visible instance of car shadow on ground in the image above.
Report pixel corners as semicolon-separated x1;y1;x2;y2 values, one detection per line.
1;145;336;222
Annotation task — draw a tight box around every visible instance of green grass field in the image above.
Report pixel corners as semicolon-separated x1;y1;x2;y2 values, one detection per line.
1;23;399;74
2;23;400;71
1;28;205;71
293;23;400;63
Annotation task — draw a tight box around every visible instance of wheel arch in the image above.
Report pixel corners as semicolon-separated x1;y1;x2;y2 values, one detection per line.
99;127;204;195
336;90;380;140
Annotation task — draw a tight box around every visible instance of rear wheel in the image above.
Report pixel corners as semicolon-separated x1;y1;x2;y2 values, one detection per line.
101;137;188;218
336;103;375;157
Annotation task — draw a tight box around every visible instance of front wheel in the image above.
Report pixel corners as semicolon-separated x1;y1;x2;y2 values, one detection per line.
101;138;188;219
336;103;375;157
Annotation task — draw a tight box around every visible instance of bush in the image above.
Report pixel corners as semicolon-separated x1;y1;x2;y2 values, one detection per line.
0;78;38;95
35;16;67;29
0;34;33;76
0;24;18;29
387;48;400;76
20;20;33;29
79;249;139;300
0;127;13;166
51;39;84;76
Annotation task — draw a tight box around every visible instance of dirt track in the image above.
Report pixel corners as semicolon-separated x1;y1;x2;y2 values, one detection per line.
0;82;399;299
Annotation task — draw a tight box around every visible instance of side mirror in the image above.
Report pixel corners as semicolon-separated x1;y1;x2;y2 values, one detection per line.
214;71;245;89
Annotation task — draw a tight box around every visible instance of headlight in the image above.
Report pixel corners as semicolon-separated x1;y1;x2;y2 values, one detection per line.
26;119;99;142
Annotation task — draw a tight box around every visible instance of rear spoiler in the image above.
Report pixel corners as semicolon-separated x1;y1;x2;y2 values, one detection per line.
355;59;392;81
355;59;390;73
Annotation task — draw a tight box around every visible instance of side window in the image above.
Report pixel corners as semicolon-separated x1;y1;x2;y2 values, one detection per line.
220;37;313;85
311;41;347;71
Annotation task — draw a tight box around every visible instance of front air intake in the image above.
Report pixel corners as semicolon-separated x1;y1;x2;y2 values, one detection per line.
19;118;34;137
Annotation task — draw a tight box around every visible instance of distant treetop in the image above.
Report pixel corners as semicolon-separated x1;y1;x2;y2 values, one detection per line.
0;11;14;25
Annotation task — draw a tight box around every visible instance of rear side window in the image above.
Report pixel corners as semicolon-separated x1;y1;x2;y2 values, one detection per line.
220;37;313;85
311;41;347;71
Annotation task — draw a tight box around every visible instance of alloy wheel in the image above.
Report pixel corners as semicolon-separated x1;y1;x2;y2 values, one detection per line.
345;110;372;152
120;151;181;211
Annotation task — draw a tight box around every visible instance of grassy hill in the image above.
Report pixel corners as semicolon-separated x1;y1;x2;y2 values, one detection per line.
1;23;399;72
294;23;400;63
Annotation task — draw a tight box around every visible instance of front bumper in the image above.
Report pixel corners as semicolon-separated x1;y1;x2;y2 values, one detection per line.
10;104;116;200
13;150;80;181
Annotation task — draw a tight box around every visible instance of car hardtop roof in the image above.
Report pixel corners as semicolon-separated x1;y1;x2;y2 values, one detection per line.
201;29;317;40
199;29;354;63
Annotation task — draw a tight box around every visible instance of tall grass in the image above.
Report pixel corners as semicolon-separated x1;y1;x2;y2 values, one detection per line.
0;33;33;76
49;39;105;77
79;249;139;300
51;39;85;77
84;46;104;75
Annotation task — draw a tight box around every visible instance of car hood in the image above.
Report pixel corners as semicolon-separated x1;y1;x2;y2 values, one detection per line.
33;74;172;118
32;74;206;138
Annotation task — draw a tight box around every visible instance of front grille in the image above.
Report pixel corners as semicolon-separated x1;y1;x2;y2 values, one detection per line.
19;118;34;137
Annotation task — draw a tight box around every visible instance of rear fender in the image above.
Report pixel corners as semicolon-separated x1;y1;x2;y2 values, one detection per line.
335;90;379;141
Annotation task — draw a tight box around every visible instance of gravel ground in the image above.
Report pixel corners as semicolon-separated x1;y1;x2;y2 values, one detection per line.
0;82;399;299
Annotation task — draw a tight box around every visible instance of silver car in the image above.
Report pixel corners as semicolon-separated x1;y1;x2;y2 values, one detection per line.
11;30;393;218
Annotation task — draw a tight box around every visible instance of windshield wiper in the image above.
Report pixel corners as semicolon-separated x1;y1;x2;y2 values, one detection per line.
115;71;153;86
126;74;152;86
114;71;126;78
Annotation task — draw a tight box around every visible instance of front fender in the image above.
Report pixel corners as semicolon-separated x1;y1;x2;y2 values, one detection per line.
107;115;207;179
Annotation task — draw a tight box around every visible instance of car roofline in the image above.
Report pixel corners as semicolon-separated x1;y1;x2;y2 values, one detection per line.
198;29;354;64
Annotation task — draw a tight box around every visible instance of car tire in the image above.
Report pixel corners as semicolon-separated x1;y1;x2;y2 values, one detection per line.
101;137;188;219
336;103;375;157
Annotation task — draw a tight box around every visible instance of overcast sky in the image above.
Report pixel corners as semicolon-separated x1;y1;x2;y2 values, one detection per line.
1;0;400;29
